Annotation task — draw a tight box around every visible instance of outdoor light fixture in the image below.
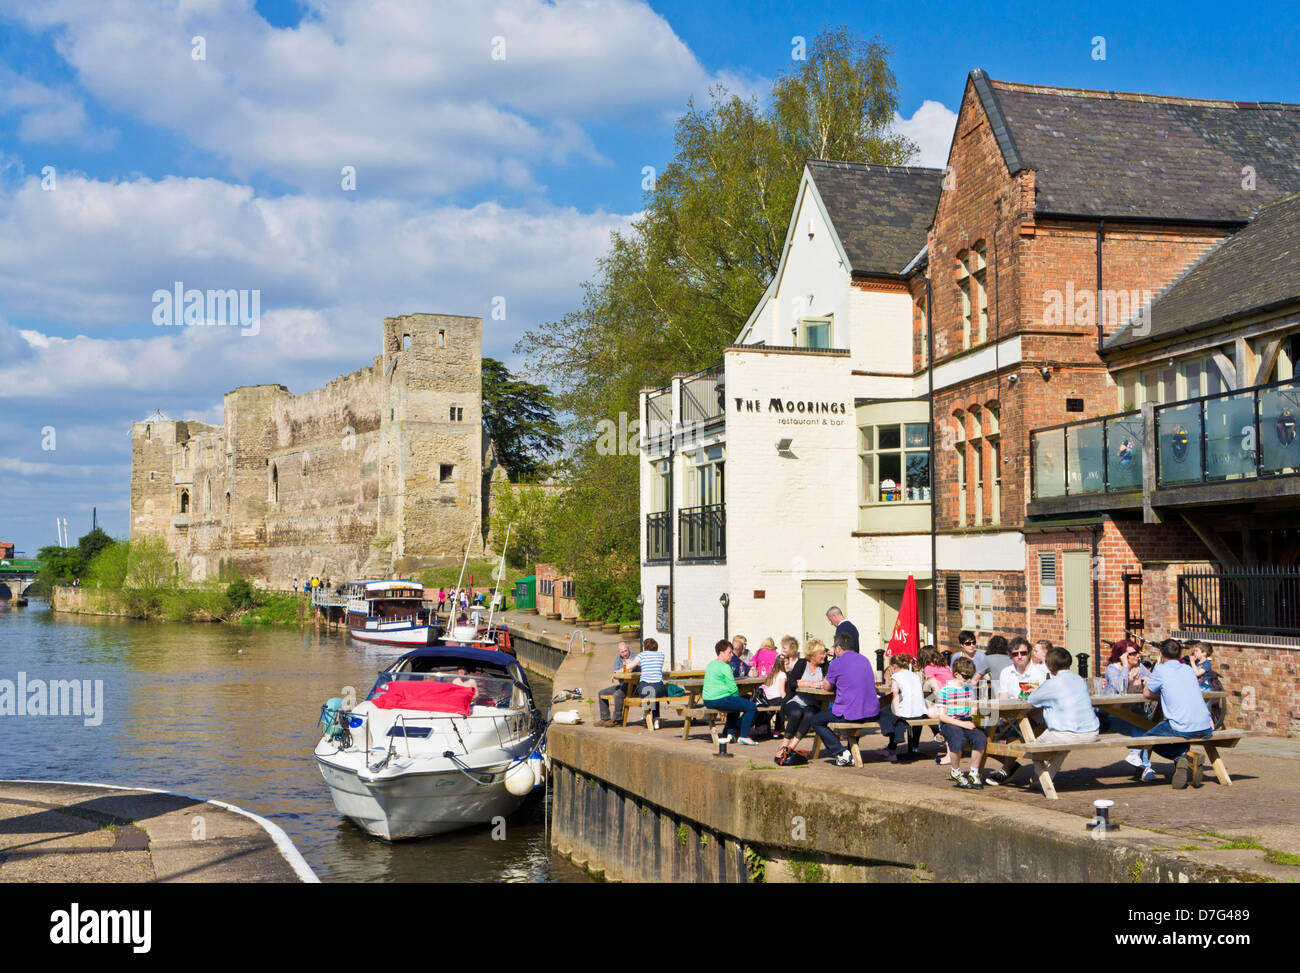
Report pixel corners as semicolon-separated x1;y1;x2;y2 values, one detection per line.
1006;373;1018;385
719;592;729;608
1040;366;1051;380
776;437;793;452
635;592;644;606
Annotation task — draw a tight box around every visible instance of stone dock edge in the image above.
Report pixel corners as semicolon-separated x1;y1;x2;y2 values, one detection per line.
1;780;319;883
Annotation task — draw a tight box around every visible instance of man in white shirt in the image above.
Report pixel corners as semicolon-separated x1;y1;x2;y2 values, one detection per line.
985;637;1052;785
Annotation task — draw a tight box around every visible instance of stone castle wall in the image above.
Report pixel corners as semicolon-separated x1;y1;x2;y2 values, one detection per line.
129;313;484;588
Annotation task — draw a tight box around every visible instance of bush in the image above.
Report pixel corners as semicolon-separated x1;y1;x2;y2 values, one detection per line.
225;578;259;612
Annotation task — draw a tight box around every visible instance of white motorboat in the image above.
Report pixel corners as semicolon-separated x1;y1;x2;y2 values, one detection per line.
343;580;436;647
314;645;544;840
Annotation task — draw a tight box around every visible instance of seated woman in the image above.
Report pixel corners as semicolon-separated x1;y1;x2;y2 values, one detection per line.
778;639;828;759
749;638;779;678
1105;641;1156;780
703;639;758;745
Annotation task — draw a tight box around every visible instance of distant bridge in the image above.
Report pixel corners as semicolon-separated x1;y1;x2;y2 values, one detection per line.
0;559;40;601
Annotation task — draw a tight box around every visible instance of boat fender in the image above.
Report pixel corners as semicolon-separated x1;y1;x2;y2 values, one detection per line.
528;752;546;790
504;760;536;797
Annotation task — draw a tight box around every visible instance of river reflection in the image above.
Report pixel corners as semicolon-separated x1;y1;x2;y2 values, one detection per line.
0;601;586;882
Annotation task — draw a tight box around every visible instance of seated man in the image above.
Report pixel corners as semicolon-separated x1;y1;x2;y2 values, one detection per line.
1139;639;1214;789
703;639;758;744
1023;646;1100;791
596;641;634;726
810;631;879;767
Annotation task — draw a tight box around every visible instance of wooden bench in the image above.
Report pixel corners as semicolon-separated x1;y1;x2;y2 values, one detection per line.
620;693;693;729
682;706;782;743
807;719;943;766
983;730;1250;799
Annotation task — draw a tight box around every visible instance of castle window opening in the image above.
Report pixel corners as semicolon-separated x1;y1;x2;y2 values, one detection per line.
450;406;463;422
270;464;278;504
179;489;190;514
438;330;446;348
440;464;454;482
402;334;411;350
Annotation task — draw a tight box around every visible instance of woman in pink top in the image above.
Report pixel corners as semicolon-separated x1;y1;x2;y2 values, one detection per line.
750;637;779;678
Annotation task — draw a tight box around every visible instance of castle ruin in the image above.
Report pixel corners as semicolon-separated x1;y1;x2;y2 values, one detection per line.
129;313;486;588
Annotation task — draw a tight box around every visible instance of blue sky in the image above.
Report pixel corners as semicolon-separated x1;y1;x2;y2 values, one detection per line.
1;0;1297;555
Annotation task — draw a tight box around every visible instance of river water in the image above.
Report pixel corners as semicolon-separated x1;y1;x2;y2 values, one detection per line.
0;600;586;882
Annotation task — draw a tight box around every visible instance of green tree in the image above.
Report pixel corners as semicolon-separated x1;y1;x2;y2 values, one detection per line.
488;484;560;569
84;539;130;589
36;545;81;590
517;27;913;585
77;527;113;565
481;358;563;481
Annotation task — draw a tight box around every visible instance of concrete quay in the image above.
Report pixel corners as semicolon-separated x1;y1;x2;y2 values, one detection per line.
0;781;317;883
546;642;1300;883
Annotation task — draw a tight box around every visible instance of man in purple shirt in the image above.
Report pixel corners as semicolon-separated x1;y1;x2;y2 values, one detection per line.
810;632;880;766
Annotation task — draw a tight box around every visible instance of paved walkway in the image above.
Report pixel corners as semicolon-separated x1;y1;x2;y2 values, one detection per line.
0;781;317;883
557;639;1300;881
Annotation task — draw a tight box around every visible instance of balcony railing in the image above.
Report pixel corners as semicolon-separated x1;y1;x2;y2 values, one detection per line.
1030;377;1300;500
1155;378;1300;486
679;503;725;561
645;387;672;446
1178;566;1300;637
645;511;670;563
680;367;725;428
1031;409;1145;499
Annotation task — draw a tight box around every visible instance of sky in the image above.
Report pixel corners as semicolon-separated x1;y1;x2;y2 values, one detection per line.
1;0;1298;554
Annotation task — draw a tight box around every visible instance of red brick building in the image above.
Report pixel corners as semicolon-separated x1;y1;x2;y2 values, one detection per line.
919;71;1300;733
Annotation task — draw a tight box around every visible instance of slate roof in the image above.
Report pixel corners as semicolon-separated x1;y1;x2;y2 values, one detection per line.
805;160;943;275
1105;192;1300;351
972;70;1300;223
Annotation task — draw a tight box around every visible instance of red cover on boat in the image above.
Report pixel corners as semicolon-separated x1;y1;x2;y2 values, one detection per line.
372;681;475;715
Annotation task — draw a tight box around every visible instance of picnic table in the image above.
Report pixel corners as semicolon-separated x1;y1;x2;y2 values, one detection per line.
977;691;1243;799
676;676;766;740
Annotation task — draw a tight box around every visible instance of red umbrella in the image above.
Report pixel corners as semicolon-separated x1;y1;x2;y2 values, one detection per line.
886;574;920;659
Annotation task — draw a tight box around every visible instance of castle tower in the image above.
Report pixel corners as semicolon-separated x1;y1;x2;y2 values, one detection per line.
378;313;485;573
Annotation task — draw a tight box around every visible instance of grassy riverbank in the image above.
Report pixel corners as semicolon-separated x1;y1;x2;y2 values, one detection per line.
52;583;308;625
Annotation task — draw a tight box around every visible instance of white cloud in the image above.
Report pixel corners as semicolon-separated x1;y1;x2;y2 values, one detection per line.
0;172;629;336
3;0;718;195
893;99;958;170
0;63;100;144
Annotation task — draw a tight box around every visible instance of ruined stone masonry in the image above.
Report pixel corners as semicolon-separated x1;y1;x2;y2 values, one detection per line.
129;313;485;588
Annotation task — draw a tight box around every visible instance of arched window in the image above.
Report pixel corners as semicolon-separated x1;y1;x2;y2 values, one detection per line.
270;464;278;504
179;489;190;514
985;403;1001;526
225;491;232;515
952;412;967;526
968;407;984;527
956;251;971;349
973;242;989;345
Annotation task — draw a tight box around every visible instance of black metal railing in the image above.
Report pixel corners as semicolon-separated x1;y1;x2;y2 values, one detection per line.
679;366;725;427
1178;566;1300;637
644;387;672;446
645;511;670;563
1030;408;1144;499
1155;377;1300;487
679;503;725;561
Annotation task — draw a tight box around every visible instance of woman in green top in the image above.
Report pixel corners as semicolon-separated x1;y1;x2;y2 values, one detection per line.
704;639;758;745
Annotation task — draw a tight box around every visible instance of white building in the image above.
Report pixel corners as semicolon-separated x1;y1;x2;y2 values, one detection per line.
639;161;944;669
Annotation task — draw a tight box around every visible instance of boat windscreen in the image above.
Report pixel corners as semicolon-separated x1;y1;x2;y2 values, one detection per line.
367;671;518;709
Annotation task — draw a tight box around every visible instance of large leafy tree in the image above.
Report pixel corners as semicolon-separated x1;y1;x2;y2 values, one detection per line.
481;358;563;481
515;28;915;609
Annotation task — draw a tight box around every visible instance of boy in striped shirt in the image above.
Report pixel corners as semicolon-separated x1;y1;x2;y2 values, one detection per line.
937;656;987;789
629;637;668;729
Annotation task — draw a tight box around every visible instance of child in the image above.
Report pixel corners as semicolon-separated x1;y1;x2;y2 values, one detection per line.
752;653;789;738
919;644;953;700
935;656;987;789
1187;641;1216;690
877;653;927;763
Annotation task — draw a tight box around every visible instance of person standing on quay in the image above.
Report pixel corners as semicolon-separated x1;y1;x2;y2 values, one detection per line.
825;606;859;654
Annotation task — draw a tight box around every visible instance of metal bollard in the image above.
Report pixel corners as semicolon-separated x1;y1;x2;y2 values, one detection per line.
876;649;885;673
1076;652;1090;678
1086;798;1117;833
